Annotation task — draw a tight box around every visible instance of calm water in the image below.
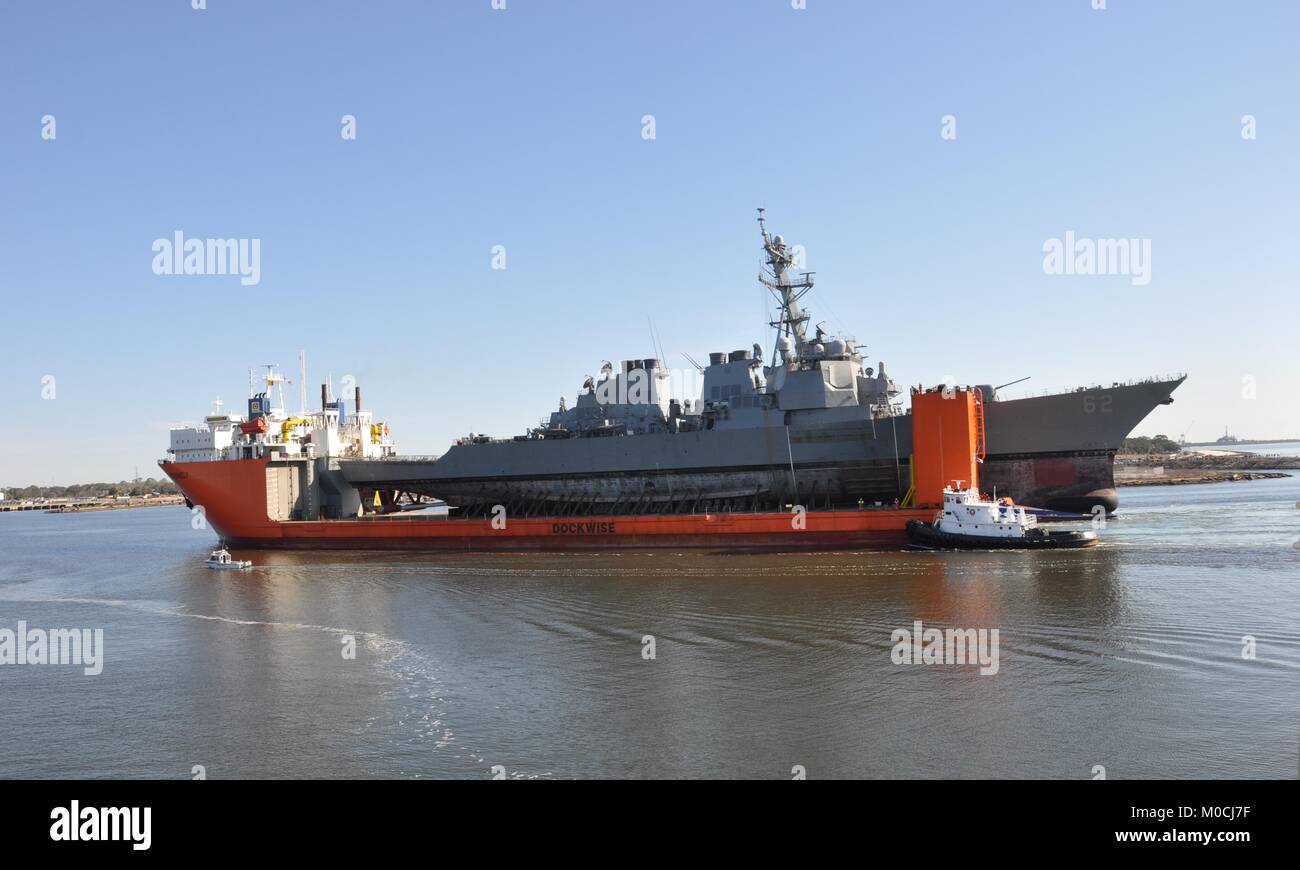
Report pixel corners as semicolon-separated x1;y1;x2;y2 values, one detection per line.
2;477;1298;779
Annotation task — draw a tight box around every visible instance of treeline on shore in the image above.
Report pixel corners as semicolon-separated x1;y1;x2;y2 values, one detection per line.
1120;434;1182;454
1;478;180;500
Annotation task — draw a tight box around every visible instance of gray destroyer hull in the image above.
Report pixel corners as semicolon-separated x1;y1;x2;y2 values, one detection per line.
341;378;1183;515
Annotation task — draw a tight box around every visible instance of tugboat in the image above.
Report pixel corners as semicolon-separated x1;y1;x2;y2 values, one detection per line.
205;547;253;570
906;484;1098;550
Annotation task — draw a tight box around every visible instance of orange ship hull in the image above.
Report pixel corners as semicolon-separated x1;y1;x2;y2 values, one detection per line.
161;458;933;551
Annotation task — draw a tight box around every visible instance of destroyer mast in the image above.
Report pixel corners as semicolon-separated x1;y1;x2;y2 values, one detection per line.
757;207;816;365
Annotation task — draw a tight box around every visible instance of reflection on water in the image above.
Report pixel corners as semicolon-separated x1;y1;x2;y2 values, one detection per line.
0;475;1297;779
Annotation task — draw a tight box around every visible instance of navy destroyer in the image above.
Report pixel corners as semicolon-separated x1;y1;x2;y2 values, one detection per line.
340;211;1183;517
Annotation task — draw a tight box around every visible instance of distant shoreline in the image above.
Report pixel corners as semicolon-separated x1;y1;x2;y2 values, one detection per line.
1182;438;1300;447
1116;448;1297;486
1;495;185;514
1118;451;1300;469
1116;469;1291;487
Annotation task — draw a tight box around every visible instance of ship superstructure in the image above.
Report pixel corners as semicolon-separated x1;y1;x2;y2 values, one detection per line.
166;366;397;521
531;212;899;444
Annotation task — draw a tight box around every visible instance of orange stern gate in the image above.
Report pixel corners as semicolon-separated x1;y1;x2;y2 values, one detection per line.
911;387;982;508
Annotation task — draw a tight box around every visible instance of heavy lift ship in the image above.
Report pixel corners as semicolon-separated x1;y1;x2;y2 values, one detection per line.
162;213;1182;548
161;371;987;551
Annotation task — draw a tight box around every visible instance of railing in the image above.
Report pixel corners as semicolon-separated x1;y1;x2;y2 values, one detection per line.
999;373;1187;401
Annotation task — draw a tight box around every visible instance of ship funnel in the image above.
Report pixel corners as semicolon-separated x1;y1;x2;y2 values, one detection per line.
355;386;362;414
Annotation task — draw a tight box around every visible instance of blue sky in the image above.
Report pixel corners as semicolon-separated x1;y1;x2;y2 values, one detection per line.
1;0;1297;484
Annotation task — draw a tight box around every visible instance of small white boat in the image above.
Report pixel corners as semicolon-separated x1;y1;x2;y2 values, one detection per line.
205;548;252;570
907;485;1098;550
